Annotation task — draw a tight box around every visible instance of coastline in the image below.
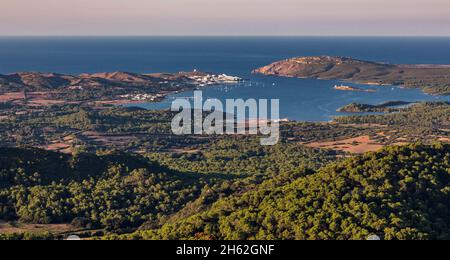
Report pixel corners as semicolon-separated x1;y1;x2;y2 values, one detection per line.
0;71;243;108
253;56;450;96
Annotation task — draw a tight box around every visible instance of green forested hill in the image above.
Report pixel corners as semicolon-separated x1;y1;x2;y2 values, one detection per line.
0;147;162;188
0;147;219;233
1;143;449;240
0;140;336;239
120;144;450;240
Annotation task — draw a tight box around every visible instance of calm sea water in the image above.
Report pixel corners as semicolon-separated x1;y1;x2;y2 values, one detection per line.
1;37;449;121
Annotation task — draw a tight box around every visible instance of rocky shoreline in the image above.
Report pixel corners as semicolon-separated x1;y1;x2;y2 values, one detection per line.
253;56;450;95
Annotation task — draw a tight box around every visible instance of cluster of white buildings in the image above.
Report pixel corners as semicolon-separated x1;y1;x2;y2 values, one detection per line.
188;74;242;87
68;85;84;90
119;93;165;101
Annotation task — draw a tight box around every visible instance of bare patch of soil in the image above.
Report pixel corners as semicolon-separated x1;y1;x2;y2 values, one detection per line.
304;136;384;154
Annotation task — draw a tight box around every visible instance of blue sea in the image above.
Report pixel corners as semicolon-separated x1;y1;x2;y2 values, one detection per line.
1;37;449;121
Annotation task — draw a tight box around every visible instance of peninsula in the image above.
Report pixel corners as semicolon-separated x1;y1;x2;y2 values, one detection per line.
0;71;241;106
253;56;450;95
337;101;414;113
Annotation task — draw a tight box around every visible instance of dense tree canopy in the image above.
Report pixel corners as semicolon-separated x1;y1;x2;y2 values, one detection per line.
0;148;216;232
147;138;338;175
119;144;450;240
0;139;336;239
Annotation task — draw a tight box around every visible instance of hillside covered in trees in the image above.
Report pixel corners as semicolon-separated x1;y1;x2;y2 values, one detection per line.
0;139;337;240
1;142;449;240
117;144;450;240
0;149;212;232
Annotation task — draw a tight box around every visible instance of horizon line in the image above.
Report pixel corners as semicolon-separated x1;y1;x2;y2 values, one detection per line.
1;35;450;38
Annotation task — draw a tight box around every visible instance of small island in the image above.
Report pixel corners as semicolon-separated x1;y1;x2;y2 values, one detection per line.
253;56;450;95
334;85;377;92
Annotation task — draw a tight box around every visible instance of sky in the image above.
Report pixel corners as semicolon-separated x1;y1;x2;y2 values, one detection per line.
1;0;450;36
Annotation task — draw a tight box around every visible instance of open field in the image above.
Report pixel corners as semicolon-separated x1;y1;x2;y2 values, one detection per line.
304;135;384;153
0;221;76;235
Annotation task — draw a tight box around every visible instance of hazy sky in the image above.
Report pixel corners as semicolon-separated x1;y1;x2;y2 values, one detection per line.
1;0;450;36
